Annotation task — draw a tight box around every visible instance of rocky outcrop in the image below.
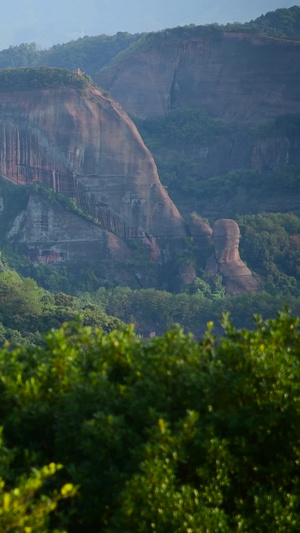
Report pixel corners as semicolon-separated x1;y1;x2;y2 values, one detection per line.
0;74;261;294
96;31;300;122
0;84;186;242
6;192;130;265
206;219;261;294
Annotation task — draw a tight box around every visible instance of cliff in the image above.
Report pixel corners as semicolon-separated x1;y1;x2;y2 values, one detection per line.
0;69;260;294
0;81;185;240
5;189;130;265
96;30;300;123
0;72;192;288
97;28;300;224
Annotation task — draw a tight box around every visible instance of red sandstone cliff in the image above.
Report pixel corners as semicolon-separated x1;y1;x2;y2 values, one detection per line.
0;76;260;293
0;84;185;240
96;31;300;122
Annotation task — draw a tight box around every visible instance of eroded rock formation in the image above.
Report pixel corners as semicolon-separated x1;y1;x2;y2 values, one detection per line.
206;219;261;294
0;85;186;241
6;192;130;265
0;81;191;287
0;75;261;293
96;31;300;123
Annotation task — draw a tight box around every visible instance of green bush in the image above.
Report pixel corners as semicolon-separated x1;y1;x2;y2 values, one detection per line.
0;66;91;91
0;312;299;531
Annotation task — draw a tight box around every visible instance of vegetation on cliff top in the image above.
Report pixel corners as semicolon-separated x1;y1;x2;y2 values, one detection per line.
242;5;300;39
107;5;300;64
0;66;93;91
0;32;144;78
0;7;298;77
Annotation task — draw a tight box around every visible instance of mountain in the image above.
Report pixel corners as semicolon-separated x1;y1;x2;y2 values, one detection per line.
1;7;299;299
91;9;300;222
0;68;188;284
96;28;300;122
92;8;300;296
0;67;260;295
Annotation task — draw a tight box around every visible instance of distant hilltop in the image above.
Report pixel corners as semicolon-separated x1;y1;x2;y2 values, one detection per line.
0;66;92;91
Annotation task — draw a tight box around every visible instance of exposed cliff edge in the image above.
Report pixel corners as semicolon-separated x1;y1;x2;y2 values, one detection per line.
0;69;190;287
96;28;300;224
96;30;300;123
0;69;260;293
0;76;185;240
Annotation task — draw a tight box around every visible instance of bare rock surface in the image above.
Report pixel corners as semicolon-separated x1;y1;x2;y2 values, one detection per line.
0;85;186;242
6;193;130;265
206;219;262;294
0;79;262;293
96;32;300;123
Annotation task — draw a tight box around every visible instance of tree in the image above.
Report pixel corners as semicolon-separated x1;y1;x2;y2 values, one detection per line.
0;429;76;532
0;313;299;530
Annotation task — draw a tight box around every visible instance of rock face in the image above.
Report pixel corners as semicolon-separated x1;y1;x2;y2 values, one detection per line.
6;192;130;265
0;76;260;293
96;31;300;122
0;82;190;285
0;85;185;241
206;219;261;294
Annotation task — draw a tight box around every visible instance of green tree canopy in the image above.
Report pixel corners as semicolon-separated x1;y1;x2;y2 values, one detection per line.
0;312;299;531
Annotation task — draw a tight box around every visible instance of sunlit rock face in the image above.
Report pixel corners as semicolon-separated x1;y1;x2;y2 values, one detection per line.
206;219;262;294
96;32;300;122
0;85;186;241
0;77;262;294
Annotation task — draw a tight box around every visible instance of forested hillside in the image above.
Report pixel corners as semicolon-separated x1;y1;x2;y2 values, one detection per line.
0;32;144;77
0;7;299;76
0;312;299;531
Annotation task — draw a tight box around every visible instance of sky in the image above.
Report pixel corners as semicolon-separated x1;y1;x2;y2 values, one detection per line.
0;0;298;51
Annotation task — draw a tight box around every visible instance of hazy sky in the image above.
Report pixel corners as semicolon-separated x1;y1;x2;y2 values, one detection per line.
0;0;298;50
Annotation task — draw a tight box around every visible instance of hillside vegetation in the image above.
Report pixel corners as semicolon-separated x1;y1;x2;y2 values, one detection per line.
0;66;92;90
0;33;144;78
0;7;298;75
0;312;299;531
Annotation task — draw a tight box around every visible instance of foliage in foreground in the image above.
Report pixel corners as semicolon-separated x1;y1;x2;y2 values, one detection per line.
0;453;76;533
0;312;299;531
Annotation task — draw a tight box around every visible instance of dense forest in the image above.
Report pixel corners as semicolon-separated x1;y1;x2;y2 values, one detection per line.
0;312;299;531
0;32;144;78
